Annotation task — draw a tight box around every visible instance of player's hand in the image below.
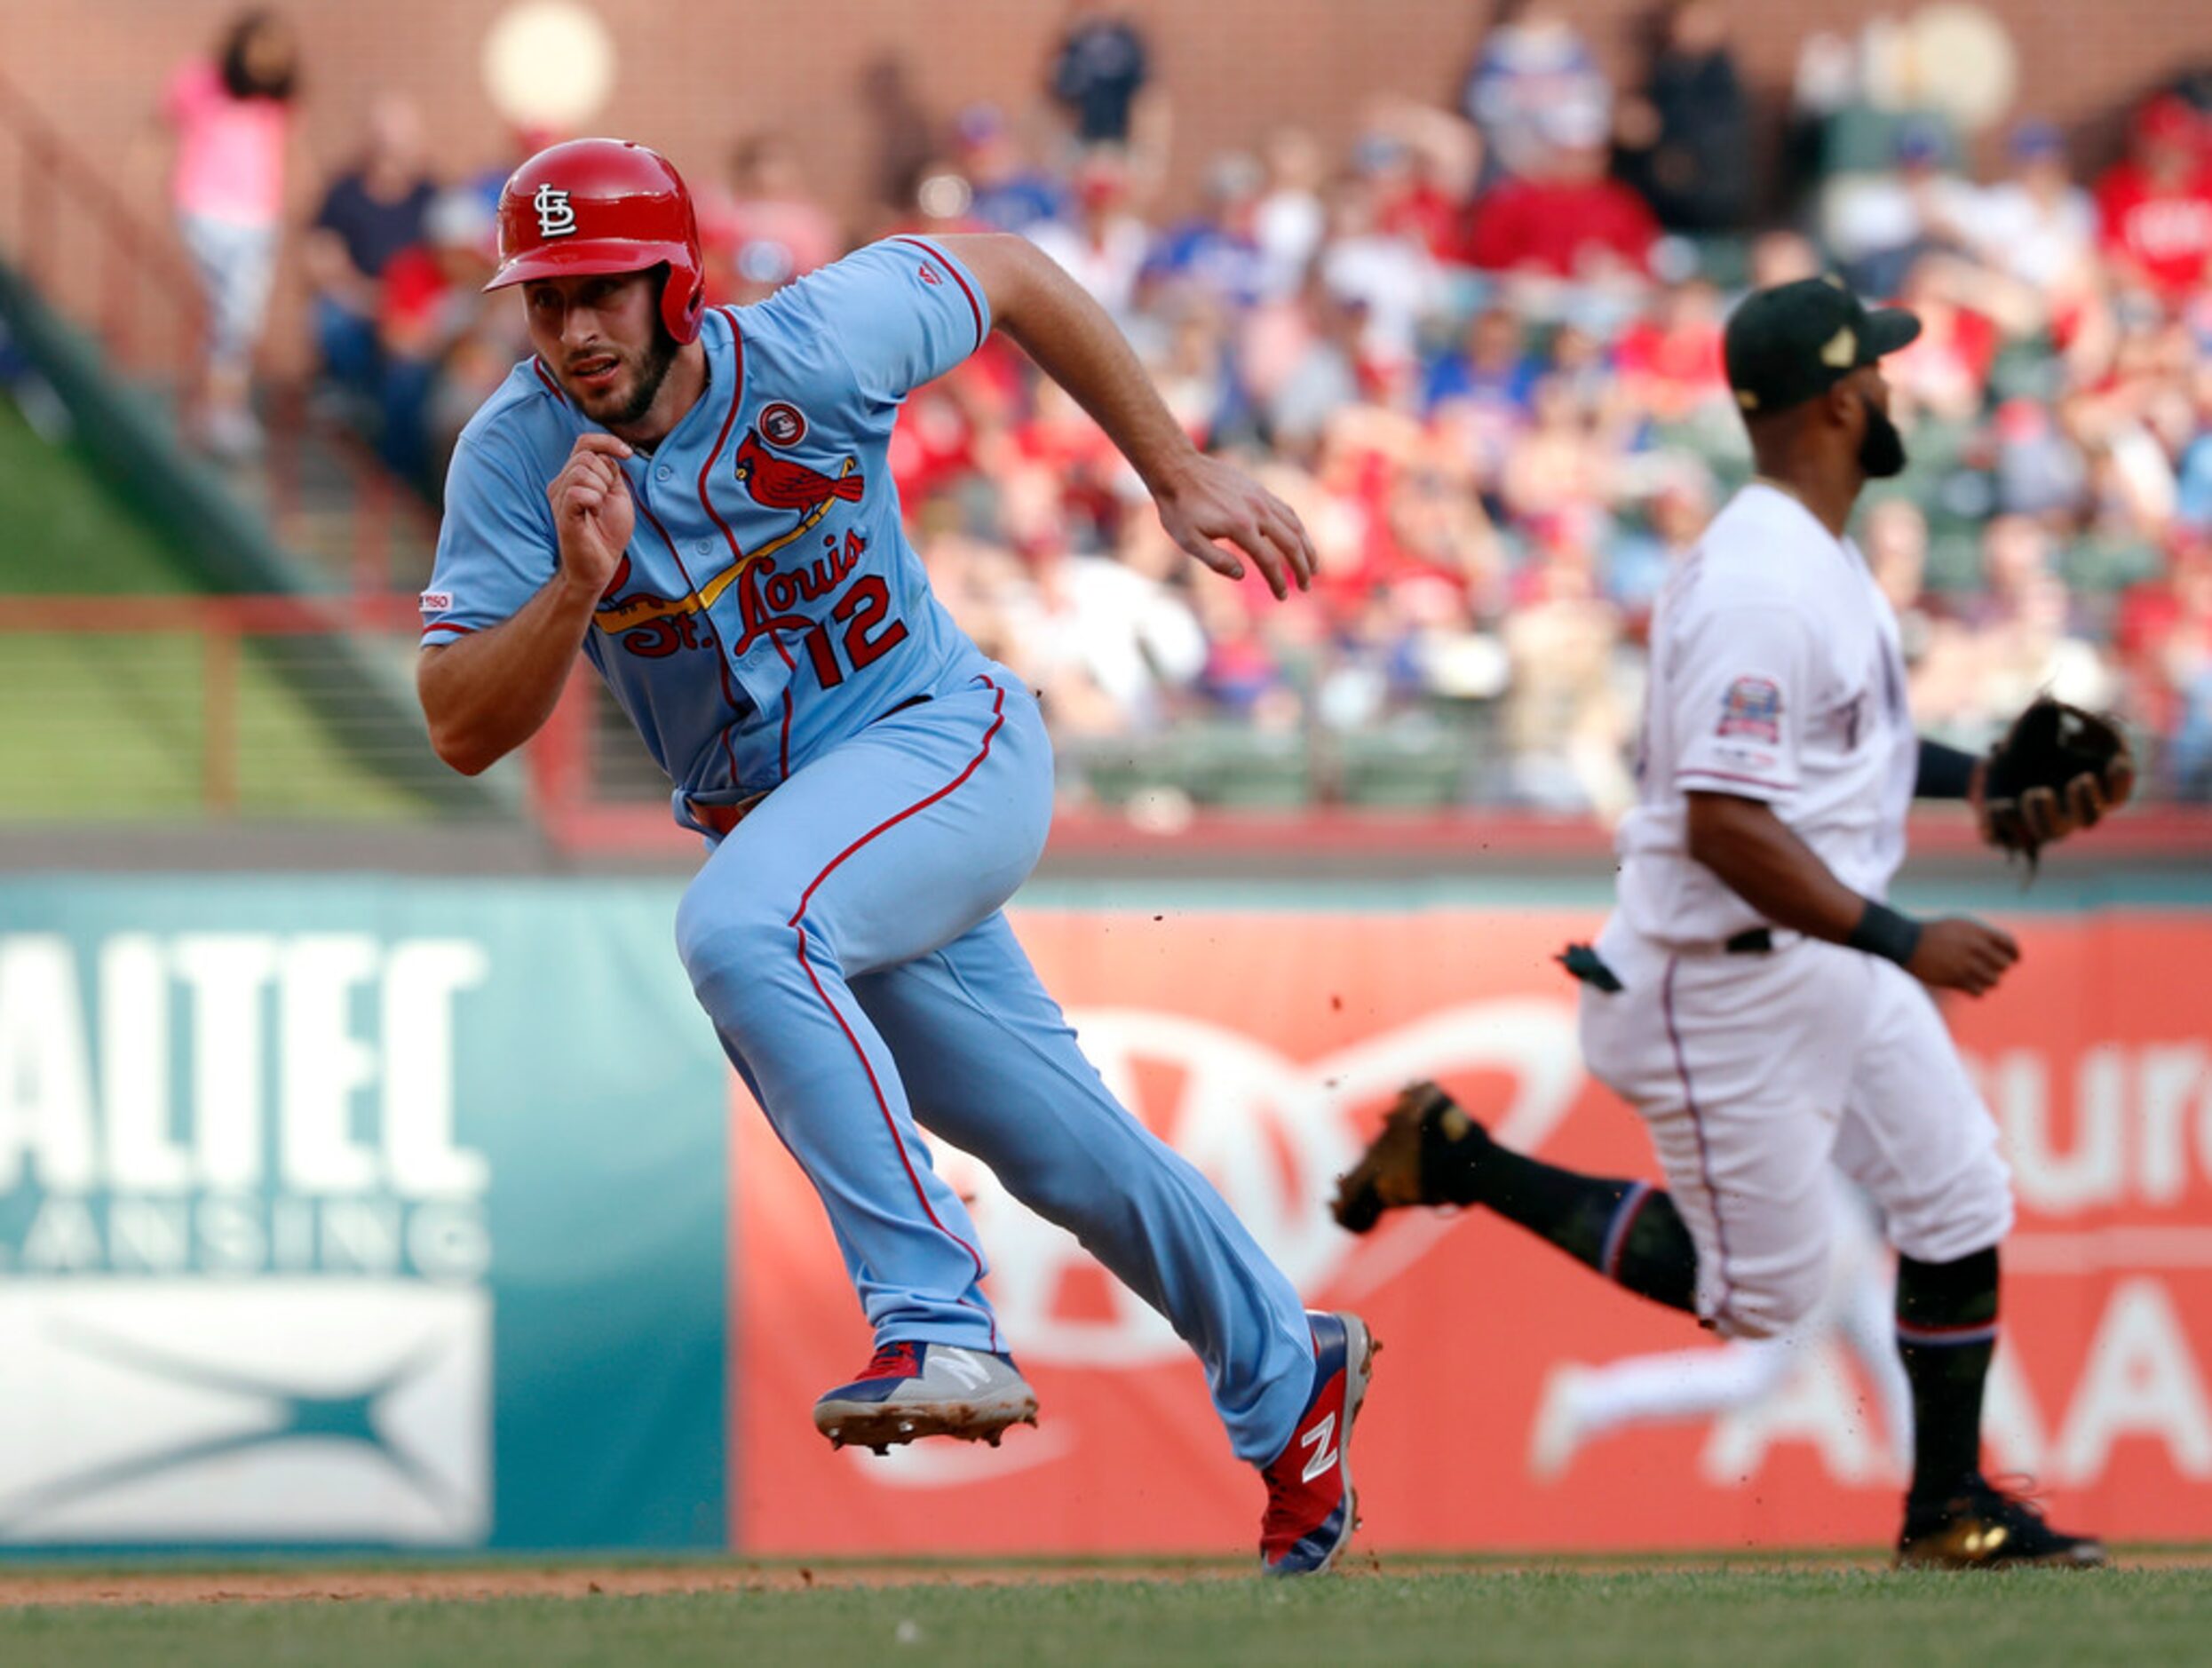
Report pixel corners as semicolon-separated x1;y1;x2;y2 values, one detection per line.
1154;453;1318;600
1907;917;2020;997
548;433;635;596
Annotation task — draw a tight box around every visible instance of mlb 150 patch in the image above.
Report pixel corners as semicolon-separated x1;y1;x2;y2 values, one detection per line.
1717;676;1782;743
757;402;807;448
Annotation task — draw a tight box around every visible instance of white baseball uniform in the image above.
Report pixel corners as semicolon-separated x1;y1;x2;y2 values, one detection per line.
1528;1172;1915;1479
1579;483;2012;1339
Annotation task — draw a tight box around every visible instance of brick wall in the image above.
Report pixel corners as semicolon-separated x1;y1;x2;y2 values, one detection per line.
4;0;2207;366
18;0;2211;217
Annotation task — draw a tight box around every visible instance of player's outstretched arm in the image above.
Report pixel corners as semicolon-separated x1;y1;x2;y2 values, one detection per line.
419;434;633;775
935;233;1316;600
1685;790;2020;997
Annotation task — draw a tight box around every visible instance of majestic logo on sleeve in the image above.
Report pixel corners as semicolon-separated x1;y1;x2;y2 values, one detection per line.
1718;677;1782;743
533;184;577;238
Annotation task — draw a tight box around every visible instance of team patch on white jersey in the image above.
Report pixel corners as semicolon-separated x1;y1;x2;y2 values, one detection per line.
1717;676;1782;743
1613;483;1916;943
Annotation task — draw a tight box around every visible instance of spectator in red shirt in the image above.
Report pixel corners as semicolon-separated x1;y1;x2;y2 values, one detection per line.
1613;276;1727;423
1359;105;1482;263
2096;96;2212;308
695;133;842;301
377;189;496;488
1883;255;2000;425
1461;102;1657;280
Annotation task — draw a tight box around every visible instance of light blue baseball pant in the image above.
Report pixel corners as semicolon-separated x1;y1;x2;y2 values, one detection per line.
673;671;1314;1464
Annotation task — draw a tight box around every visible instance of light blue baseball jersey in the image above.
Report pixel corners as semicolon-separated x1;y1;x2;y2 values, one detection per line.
425;227;1320;1473
422;235;997;822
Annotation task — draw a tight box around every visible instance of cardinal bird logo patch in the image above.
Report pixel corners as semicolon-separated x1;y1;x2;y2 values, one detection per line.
733;430;864;512
757;401;808;448
1717;676;1782;743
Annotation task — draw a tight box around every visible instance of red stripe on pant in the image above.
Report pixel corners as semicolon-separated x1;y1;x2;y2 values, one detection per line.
787;677;1011;1346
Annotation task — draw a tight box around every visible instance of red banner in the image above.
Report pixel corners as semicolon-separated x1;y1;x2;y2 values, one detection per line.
732;910;2212;1553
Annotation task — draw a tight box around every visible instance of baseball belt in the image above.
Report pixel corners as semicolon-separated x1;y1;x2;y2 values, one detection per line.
1556;928;1773;994
686;692;935;836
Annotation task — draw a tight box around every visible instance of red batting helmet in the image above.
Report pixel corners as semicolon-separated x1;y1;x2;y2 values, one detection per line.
486;138;707;345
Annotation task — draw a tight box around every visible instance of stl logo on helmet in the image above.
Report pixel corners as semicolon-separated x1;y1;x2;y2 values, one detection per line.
533;183;578;239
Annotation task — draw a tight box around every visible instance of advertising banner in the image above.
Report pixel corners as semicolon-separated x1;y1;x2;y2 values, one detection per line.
0;878;728;1551
7;879;2202;1555
733;908;2212;1555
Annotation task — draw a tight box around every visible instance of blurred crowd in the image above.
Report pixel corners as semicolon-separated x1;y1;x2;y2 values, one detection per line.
157;3;2212;806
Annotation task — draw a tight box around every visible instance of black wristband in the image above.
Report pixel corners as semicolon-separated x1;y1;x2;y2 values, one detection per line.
1848;900;1923;967
1914;740;1980;800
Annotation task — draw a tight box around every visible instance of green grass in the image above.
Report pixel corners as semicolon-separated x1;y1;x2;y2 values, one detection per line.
0;633;435;819
3;1567;2208;1668
0;394;441;819
0;395;197;595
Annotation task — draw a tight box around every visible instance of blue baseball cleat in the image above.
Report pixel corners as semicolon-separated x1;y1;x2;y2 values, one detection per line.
813;1340;1040;1456
1258;1311;1377;1576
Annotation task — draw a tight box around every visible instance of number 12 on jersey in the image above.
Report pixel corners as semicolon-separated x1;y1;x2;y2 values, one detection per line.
803;574;909;689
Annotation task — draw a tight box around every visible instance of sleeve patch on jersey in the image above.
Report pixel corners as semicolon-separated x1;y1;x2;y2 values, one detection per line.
1717;676;1782;744
419;590;454;615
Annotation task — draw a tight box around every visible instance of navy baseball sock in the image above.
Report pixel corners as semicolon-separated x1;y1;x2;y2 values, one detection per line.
1424;1116;1697;1312
1897;1247;2001;1506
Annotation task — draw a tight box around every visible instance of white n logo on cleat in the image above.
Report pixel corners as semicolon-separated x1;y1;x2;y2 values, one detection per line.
932;1349;992;1392
1299;1411;1339;1483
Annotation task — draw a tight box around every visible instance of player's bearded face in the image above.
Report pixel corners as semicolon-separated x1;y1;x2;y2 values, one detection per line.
1855;382;1907;480
528;269;680;428
588;318;680;428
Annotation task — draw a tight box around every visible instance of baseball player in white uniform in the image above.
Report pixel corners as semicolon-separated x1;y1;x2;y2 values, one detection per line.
1334;278;2121;1568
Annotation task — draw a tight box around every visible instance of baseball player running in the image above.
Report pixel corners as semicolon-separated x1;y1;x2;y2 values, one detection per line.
1334;277;2131;1569
416;139;1372;1575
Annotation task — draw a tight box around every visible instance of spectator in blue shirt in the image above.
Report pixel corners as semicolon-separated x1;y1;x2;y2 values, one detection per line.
304;92;436;398
1423;306;1540;417
955;105;1069;234
1144;152;1269;312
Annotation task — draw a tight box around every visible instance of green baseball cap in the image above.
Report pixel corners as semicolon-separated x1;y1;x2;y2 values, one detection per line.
1723;277;1922;415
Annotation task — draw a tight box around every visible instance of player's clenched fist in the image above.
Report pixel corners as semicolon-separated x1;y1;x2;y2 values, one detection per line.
548;433;636;594
1907;917;2020;997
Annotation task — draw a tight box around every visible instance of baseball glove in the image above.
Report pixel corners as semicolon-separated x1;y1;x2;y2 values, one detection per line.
1980;698;2134;872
